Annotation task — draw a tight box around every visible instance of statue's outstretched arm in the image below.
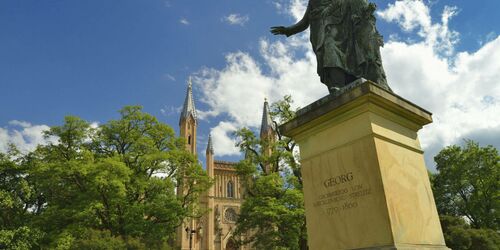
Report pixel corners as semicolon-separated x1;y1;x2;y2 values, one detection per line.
271;4;310;37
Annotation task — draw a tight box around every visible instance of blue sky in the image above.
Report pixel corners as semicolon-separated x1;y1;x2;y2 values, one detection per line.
1;0;500;169
0;0;294;125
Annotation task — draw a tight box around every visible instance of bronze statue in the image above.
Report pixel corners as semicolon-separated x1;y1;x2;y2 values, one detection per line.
271;0;391;94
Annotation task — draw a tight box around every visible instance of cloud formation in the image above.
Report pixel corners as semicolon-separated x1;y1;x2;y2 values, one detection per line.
378;0;500;167
164;73;176;81
377;0;459;56
161;105;182;117
222;13;250;26
194;38;324;156
179;18;190;25
195;0;500;170
0;121;56;153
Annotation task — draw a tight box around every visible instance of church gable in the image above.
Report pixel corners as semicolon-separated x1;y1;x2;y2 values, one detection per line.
213;160;242;200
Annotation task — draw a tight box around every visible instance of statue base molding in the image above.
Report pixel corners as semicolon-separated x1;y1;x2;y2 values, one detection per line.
280;81;449;250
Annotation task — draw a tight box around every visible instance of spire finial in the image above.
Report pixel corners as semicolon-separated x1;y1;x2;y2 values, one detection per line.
206;133;214;154
260;98;273;137
179;77;197;125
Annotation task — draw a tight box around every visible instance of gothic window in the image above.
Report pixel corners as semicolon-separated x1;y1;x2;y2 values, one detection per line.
188;135;191;145
227;180;234;198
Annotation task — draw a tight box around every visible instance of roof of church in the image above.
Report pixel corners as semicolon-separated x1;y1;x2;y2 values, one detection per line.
260;98;273;137
179;77;197;125
214;160;237;171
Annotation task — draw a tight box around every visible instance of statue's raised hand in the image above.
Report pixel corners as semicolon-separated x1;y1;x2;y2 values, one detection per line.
270;26;291;36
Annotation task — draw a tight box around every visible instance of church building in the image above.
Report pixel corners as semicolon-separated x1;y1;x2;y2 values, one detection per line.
176;78;273;250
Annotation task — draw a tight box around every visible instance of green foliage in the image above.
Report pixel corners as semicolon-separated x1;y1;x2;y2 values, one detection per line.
232;96;307;250
432;140;499;230
0;147;36;229
439;215;500;250
0;106;210;249
0;226;43;250
235;174;305;250
431;141;500;249
70;229;131;250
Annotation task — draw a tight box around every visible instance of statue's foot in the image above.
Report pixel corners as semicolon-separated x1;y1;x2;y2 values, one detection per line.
347;78;366;86
328;86;341;95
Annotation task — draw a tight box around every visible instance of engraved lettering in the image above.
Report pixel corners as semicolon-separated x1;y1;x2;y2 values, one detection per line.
323;172;354;188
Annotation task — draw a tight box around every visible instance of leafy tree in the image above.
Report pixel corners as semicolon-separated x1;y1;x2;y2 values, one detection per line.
0;106;211;249
232;96;307;250
0;226;43;250
0;146;44;249
439;215;500;250
70;229;138;250
431;141;500;249
432;140;499;230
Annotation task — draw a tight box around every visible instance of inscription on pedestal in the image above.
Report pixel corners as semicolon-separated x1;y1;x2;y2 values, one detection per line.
313;172;372;216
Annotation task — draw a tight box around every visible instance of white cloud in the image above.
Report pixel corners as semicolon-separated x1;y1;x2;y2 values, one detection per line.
378;0;500;168
161;105;182;116
377;0;459;56
382;37;500;168
8;120;32;128
222;14;249;26
179;18;190;25
288;0;308;21
194;42;324;155
210;122;240;156
195;0;500;170
270;0;308;21
0;121;56;153
0;121;101;154
479;31;497;46
192;1;321;157
164;73;176;81
90;122;99;129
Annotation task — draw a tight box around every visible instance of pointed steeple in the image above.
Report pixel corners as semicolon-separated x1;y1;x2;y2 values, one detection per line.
260;98;275;175
206;133;214;155
179;77;197;125
260;98;273;138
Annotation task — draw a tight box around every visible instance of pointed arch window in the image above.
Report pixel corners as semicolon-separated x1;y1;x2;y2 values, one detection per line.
227;180;234;198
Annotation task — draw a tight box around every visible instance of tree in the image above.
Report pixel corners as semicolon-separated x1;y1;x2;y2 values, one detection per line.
0;146;44;249
438;215;500;250
232;96;308;250
431;140;500;249
432;140;499;230
0;106;211;249
0;226;43;250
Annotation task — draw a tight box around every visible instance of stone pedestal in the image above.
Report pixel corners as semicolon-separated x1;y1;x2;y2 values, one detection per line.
280;81;449;250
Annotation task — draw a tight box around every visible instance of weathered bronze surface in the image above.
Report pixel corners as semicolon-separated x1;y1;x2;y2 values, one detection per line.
271;0;391;94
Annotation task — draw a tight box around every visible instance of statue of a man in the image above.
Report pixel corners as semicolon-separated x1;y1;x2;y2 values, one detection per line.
271;0;391;94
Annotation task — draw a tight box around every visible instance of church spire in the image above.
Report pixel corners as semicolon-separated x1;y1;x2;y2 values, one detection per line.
260;98;273;138
179;76;197;126
206;133;214;155
178;77;197;155
259;98;275;175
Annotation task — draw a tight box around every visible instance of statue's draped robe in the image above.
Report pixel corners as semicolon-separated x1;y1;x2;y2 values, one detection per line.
288;0;390;90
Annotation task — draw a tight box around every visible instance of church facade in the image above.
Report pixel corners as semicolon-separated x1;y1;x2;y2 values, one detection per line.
176;79;272;250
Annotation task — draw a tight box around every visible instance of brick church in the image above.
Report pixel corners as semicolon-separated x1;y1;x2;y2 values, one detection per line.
176;78;273;250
